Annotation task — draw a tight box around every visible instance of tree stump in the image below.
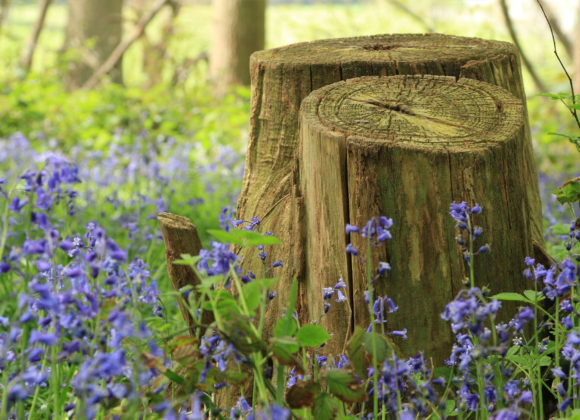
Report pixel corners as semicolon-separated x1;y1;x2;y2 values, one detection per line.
236;34;543;352
300;74;534;362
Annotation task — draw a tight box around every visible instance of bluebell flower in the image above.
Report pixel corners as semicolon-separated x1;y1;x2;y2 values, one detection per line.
510;307;534;333
336;290;347;303
346;224;360;234
323;287;334;300
346;243;358;255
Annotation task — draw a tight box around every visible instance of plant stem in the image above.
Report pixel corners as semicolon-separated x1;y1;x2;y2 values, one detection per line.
367;235;379;419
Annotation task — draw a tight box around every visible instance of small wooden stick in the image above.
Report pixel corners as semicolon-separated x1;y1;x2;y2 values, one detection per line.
158;212;213;335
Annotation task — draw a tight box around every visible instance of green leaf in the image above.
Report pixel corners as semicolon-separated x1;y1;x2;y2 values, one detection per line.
274;316;296;338
232;229;282;246
490;292;529;302
241;281;261;312
274;278;298;337
347;327;366;378
523;290;544;303
361;332;390;364
326;369;368;403
163;369;185;385
433;366;453;383
312;393;339;420
271;336;300;365
553;177;580;205
244;236;282;246
173;254;202;266
445;400;457;417
207;229;244;245
296;324;330;347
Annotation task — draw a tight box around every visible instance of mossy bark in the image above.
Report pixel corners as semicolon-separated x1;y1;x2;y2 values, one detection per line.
300;75;532;362
237;34;543;351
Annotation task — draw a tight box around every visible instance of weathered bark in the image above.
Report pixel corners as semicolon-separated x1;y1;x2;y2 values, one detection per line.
64;0;124;89
209;0;265;93
237;34;544;355
158;212;213;336
20;0;53;76
300;75;533;362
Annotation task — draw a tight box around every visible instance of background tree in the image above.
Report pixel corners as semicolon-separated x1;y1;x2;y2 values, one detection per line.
132;0;181;88
209;0;266;95
64;0;124;89
20;0;53;76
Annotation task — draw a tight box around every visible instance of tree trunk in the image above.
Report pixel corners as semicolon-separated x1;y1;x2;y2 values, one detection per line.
0;0;11;37
82;0;170;90
300;74;532;363
64;0;124;89
209;0;265;94
20;0;53;76
236;34;544;357
574;2;580;92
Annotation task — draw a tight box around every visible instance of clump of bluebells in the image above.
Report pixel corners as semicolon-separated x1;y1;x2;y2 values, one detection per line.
0;151;173;419
1;133;579;420
0;132;246;419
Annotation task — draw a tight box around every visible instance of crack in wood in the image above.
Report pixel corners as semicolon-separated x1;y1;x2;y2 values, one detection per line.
347;96;478;133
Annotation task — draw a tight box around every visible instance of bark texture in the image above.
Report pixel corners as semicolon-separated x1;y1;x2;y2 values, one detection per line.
210;0;265;93
300;75;532;362
237;34;544;355
64;0;123;89
158;212;212;335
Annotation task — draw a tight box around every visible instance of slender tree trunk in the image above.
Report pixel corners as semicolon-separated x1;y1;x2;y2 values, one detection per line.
142;0;181;88
0;0;10;36
64;0;124;89
236;34;544;357
82;0;170;90
20;0;52;76
300;74;532;363
209;0;265;94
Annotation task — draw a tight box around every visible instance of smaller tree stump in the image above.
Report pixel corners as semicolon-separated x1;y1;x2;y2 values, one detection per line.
158;212;212;335
300;75;535;363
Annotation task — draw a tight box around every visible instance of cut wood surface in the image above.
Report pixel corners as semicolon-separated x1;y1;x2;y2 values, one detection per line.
300;75;533;362
158;212;212;335
236;34;543;350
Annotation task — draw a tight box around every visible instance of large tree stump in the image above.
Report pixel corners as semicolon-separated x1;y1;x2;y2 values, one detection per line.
300;74;534;362
236;34;543;351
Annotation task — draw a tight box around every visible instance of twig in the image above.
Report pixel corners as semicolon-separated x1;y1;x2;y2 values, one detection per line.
171;51;208;86
20;0;52;75
539;1;572;58
498;0;547;92
82;0;170;90
385;0;435;33
158;212;214;336
536;0;580;131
